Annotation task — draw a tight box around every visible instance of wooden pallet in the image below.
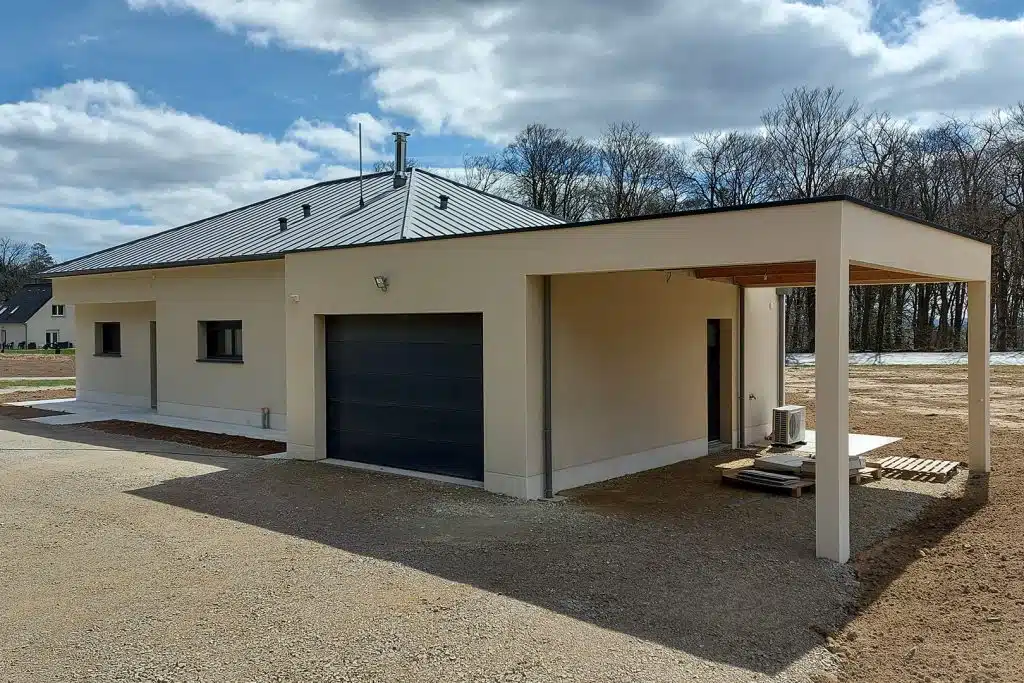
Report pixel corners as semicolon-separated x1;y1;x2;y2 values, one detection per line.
877;456;960;482
801;467;883;485
720;469;816;497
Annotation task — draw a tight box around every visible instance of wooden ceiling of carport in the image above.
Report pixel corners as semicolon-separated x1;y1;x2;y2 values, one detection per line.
693;261;959;288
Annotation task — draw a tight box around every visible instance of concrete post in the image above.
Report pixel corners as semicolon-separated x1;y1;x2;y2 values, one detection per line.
968;280;991;473
815;255;850;563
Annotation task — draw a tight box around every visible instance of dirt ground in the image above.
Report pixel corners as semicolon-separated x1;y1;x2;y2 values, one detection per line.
788;366;1024;683
0;353;75;378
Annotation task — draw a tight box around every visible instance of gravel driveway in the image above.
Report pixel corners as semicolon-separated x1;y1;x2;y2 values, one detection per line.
0;416;954;683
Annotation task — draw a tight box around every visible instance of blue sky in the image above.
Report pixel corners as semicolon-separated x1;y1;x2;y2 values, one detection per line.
1;0;1022;260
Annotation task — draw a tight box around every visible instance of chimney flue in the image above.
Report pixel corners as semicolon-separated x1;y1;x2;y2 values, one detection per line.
439;194;449;210
278;217;288;231
393;131;410;189
302;204;311;218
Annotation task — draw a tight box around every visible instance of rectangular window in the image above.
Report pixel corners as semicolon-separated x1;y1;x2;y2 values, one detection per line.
95;322;121;356
199;320;243;362
51;304;65;317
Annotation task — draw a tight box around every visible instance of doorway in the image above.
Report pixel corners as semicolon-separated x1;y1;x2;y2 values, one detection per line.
707;320;722;442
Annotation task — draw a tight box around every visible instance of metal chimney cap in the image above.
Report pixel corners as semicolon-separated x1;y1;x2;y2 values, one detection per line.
438;194;449;210
278;217;288;231
301;204;311;218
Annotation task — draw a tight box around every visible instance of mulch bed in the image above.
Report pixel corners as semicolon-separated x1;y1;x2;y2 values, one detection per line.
84;420;286;457
0;405;66;419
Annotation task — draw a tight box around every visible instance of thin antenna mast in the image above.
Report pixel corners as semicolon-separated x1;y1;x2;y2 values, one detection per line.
358;122;365;208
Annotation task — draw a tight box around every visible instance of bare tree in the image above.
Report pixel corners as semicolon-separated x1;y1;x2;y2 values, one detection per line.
461;153;504;193
762;86;860;198
593;122;670;219
501;123;598;220
0;239;32;301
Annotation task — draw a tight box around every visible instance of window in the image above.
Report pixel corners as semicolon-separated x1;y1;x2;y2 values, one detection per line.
45;331;60;346
51;304;65;317
95;322;121;356
199;320;243;362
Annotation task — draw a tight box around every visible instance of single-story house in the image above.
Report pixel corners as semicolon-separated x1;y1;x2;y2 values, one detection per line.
45;135;992;563
0;281;75;349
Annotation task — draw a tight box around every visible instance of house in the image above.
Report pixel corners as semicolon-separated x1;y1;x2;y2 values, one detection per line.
44;134;992;563
0;281;75;349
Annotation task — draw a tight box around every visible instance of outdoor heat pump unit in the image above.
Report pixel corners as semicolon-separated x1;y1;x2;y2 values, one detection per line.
772;405;807;446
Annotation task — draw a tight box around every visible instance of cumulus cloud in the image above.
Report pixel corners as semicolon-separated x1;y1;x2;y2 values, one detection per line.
128;0;1024;140
0;81;378;258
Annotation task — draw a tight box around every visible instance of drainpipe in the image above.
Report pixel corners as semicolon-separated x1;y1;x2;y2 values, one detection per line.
738;287;746;448
542;275;553;499
777;288;788;406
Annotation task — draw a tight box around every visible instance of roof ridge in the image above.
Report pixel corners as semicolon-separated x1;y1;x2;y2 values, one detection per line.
399;170;416;240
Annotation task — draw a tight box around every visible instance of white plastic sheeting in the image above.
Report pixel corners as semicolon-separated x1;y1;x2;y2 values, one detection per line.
787;351;1024;366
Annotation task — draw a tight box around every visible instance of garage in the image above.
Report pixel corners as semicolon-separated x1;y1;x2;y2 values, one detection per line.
324;313;484;481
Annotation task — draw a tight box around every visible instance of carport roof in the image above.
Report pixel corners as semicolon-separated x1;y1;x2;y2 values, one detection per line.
44;172;986;277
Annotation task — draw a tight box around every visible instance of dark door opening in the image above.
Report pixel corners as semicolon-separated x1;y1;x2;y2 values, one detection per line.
707;319;722;443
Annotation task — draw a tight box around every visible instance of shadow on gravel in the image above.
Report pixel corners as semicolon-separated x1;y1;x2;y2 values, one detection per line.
0;416;986;676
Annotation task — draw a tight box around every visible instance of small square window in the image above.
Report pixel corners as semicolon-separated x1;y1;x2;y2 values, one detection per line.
199;321;243;362
51;304;65;317
95;322;121;356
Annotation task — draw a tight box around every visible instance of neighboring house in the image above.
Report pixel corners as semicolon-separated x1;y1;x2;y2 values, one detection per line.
46;134;992;563
0;281;75;349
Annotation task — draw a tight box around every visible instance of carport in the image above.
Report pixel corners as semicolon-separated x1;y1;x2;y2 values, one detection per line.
285;195;991;564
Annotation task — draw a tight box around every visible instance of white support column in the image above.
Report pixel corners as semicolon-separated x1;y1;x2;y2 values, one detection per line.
815;255;850;563
968;280;991;473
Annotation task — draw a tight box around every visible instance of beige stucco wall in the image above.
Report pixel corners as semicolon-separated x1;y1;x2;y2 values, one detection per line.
75;302;155;407
549;271;741;489
25;302;76;347
55;262;286;427
153;261;286;429
283;202;822;497
743;288;779;443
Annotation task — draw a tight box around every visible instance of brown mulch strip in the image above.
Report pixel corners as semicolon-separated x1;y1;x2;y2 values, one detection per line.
84;420;286;457
1;389;76;403
0;405;66;419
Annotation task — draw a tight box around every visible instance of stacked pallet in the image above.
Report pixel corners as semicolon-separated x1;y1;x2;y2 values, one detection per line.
876;455;960;482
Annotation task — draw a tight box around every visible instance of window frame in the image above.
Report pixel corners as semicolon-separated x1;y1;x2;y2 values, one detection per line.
51;304;65;317
198;320;244;363
94;322;121;357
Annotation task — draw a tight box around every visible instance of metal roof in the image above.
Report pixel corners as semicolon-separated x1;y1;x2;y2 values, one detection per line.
0;282;52;324
45;169;564;276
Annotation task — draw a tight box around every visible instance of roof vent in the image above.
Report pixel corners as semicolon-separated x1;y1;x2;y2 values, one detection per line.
302;204;311;218
392;131;410;189
279;217;288;232
439;194;449;210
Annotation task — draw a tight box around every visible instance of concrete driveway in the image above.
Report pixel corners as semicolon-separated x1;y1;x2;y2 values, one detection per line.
0;416;950;682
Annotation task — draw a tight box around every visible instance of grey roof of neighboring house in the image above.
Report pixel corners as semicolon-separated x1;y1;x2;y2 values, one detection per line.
0;282;52;324
45;169;565;277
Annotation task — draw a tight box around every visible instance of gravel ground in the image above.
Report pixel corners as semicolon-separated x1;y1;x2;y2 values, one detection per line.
0;415;952;683
0;354;74;378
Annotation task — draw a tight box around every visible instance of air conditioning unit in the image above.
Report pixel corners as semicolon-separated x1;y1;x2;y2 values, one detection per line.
773;405;807;446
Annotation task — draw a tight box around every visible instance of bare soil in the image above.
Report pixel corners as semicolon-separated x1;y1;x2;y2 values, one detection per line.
0;353;75;378
788;366;1024;683
0;388;76;403
0;405;66;419
85;420;286;457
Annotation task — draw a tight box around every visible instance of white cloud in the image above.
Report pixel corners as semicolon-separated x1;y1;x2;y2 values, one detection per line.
0;80;369;259
128;0;1024;141
285;112;393;161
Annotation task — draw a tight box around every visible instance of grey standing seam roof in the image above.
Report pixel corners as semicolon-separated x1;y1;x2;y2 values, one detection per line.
45;169;565;276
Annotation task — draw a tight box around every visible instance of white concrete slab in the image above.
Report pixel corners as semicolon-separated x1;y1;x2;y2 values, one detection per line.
755;429;900;457
17;398;286;442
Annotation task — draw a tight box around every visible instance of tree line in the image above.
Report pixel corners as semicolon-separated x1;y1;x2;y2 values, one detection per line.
0;239;55;302
453;87;1024;353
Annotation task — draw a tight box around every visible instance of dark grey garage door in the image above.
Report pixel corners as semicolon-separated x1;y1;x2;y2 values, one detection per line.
325;313;484;481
